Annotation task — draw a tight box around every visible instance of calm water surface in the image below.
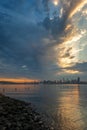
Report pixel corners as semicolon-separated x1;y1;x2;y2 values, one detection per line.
0;84;87;130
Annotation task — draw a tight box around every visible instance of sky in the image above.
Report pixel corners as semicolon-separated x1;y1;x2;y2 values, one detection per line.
0;0;87;81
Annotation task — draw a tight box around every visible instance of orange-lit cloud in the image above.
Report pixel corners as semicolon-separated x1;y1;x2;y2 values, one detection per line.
69;0;87;18
56;69;81;75
0;78;39;83
54;13;86;69
63;69;80;74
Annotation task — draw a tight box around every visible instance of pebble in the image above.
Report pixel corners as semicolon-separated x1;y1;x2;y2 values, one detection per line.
0;94;50;130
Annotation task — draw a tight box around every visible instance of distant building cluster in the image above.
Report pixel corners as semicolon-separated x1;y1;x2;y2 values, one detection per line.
40;77;87;84
40;77;80;84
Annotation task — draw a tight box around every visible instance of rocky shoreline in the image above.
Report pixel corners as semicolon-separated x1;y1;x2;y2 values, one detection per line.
0;94;51;130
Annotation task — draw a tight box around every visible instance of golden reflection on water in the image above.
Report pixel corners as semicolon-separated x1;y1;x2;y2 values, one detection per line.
56;85;85;130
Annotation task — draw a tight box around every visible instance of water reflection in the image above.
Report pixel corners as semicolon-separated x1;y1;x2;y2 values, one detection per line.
0;84;40;94
54;85;83;130
0;84;87;130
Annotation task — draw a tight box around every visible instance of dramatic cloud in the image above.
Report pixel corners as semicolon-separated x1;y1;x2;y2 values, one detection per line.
0;0;87;80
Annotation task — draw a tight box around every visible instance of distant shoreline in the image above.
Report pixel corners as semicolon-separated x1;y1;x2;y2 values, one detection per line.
0;82;87;85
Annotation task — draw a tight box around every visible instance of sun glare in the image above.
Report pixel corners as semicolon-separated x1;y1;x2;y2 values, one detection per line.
53;0;58;6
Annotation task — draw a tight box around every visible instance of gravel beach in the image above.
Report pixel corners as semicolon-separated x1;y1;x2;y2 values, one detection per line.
0;94;51;130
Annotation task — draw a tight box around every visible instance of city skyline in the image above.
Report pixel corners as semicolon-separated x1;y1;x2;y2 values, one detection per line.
0;77;87;85
0;0;87;81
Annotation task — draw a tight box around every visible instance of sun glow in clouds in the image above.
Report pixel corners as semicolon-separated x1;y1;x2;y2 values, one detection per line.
53;0;59;6
63;69;80;74
56;41;79;68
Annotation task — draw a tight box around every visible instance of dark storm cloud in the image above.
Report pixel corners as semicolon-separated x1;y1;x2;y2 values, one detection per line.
0;0;61;80
0;0;37;11
42;0;49;13
0;2;52;79
43;15;66;37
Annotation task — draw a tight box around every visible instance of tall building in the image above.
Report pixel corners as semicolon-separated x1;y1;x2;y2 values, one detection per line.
77;77;80;84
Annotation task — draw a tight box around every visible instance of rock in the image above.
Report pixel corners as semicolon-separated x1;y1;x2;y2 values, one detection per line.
50;126;54;130
39;121;43;124
2;127;6;130
0;94;50;130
